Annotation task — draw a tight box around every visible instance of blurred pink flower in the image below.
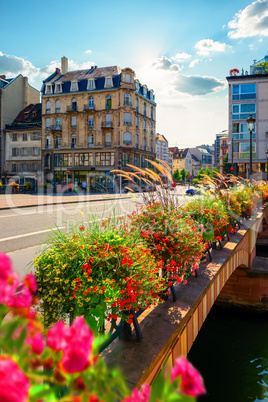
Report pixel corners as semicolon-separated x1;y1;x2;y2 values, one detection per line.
0;357;30;402
26;323;45;355
47;320;66;351
171;357;205;397
24;273;37;294
123;383;150;402
0;252;12;280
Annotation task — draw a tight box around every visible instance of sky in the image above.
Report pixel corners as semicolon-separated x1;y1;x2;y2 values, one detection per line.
1;0;268;147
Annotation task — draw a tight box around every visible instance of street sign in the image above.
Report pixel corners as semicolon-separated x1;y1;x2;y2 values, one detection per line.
188;172;190;178
67;169;70;174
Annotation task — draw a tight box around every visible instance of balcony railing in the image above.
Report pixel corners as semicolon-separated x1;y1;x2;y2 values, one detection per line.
101;121;113;128
124;121;132;126
233;152;256;159
105;142;112;147
71;124;77;129
88;122;94;128
67;105;78;112
51;125;62;131
45;126;52;131
123;141;132;145
45;109;51;114
55;108;61;113
84;104;95;111
136;107;138;112
124;100;132;105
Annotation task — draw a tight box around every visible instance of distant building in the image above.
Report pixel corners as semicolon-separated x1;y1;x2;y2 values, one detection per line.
214;130;228;168
41;57;156;191
5;104;41;185
189;147;213;171
169;148;192;174
0;74;39;181
227;55;268;179
191;154;201;176
167;151;173;172
219;134;228;175
155;133;169;164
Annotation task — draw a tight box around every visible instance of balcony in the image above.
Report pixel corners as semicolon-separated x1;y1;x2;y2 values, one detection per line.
124;121;132;126
233;152;256;159
123;141;132;145
51;125;62;131
67;105;78;112
124;100;132;106
45;126;52;131
45;109;51;114
105;142;112;147
84;104;95;111
136;107;138;112
88;122;94;128
55;108;61;113
71;124;77;129
101;121;113;128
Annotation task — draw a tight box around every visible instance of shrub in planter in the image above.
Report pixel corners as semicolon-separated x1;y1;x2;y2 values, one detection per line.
35;225;166;330
129;204;205;283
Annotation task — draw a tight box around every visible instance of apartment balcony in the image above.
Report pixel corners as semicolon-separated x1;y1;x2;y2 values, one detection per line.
45;126;52;132
45;108;51;114
67;105;78;112
124;100;132;106
233;152;256;160
124;121;132;126
123;141;132;146
55;108;61;113
105;142;112;147
51;125;62;131
84;104;95;111
101;121;113;128
71;124;77;129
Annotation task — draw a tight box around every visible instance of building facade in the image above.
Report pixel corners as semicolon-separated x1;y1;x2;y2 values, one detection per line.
41;57;156;192
170;148;192;174
227;55;268;179
5;104;41;186
155;133;168;164
214;130;228;169
219;134;228;175
0;74;40;180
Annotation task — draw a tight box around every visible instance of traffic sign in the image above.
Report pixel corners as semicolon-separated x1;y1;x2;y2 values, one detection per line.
67;169;70;174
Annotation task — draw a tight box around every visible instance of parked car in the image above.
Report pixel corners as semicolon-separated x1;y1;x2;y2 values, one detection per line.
185;188;200;196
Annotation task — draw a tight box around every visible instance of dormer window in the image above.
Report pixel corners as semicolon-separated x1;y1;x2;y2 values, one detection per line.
143;86;147;97
71;80;78;91
87;79;95;90
135;80;140;92
45;84;52;94
124;74;131;83
55;82;62;93
105;76;113;88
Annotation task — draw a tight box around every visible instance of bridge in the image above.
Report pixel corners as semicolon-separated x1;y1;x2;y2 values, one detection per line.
103;203;268;389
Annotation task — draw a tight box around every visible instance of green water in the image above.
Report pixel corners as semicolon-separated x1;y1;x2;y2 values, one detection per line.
188;305;268;402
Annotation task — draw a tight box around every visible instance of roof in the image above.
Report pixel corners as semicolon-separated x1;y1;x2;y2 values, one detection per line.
173;148;190;159
6;103;41;130
191;154;200;162
156;133;168;143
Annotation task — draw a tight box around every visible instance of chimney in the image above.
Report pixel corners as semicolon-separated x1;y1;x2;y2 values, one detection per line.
61;56;68;75
0;75;6;79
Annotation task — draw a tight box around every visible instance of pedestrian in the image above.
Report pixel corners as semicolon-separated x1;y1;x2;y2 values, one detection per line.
68;182;73;193
82;179;87;194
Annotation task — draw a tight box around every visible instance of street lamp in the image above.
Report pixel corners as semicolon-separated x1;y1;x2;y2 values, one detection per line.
247;114;256;182
266;149;268;181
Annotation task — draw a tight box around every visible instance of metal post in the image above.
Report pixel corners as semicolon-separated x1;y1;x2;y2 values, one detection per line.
249;129;253;183
120;174;122;196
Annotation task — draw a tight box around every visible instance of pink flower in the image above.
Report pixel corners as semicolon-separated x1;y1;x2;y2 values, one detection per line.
24;273;37;294
26;323;45;355
0;271;32;308
123;383;150;402
0;252;13;280
171;357;205;397
47;317;94;373
0;357;30;402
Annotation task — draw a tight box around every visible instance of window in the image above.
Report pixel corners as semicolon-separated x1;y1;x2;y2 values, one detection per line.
124;94;131;105
141;156;146;168
234;142;256;159
134;154;140;167
12;163;17;172
45;118;51;129
71;135;76;149
33;147;40;155
12;148;17;156
135;80;140;92
88;134;94;147
88;97;94;109
55;100;61;113
55;118;61;129
31;133;40;140
124;113;132;125
232;84;256;100
23;133;27;141
12;133;17;141
71;81;78;91
143;87;147;97
151;139;153;152
46;101;51;114
150;123;153;134
45;154;51;168
87;79;95;90
45;84;52;94
232;103;256;120
55;136;60;149
105;133;111;147
55;82;62;93
88;115;94;127
124;74;131;83
46;136;51;149
71;98;77;111
105;77;113;88
71;116;77;128
136;116;138;128
106;95;112;109
143;120;146;130
96;152;115;166
123;132;132;145
143;138;146;151
136;134;138;148
151;106;153;119
122;153;129;166
136;99;138;112
143;103;146;116
105;114;112;127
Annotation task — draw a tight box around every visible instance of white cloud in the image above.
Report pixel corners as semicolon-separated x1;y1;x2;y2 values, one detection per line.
152;56;182;72
189;59;199;68
171;52;191;62
173;74;226;96
195;39;231;56
228;0;268;38
85;49;92;54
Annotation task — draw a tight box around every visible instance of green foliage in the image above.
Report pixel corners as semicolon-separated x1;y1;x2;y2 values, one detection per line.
223;153;232;175
196;168;205;181
173;169;182;181
204;168;212;178
181;168;187;181
212;167;220;177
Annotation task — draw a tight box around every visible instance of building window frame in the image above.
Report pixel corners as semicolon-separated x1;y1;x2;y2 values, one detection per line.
105;76;113;88
70;80;78;92
55;82;62;93
45;84;52;94
87;78;95;90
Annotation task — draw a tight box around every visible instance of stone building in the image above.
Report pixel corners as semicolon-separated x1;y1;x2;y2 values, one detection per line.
155;133;169;164
41;57;156;191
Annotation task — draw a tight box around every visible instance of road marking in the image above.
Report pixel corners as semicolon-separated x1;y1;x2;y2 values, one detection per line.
0;227;66;242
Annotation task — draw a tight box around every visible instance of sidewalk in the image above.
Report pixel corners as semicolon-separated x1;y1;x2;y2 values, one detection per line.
0;192;132;210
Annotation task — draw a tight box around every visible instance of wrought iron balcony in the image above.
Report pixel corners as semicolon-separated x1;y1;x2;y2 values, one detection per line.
51;125;62;131
101;121;113;128
84;104;95;111
67;105;78;112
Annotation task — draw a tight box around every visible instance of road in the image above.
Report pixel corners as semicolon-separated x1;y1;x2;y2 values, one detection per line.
0;187;190;277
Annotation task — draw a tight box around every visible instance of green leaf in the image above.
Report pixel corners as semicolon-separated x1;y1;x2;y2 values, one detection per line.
29;383;52;402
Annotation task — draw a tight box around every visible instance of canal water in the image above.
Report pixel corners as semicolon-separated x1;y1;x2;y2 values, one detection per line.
188;304;268;402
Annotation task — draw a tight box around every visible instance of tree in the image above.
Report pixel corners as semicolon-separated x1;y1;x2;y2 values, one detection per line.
181;168;187;181
197;167;205;181
173;169;182;181
204;168;212;178
223;153;232;175
212;167;220;177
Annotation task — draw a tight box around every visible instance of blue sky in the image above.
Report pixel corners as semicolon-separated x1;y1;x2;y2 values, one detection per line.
1;0;268;147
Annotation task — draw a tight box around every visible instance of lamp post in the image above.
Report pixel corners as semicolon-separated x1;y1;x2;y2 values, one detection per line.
247;114;256;183
266;149;268;181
